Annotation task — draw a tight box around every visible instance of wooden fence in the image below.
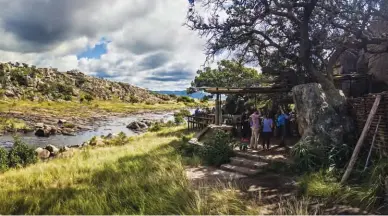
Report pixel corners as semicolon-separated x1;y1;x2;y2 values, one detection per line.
348;92;388;155
187;114;215;131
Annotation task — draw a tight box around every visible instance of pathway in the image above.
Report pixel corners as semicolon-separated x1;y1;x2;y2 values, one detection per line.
186;140;298;214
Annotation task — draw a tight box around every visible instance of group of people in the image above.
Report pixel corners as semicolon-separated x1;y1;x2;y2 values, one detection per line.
241;107;291;150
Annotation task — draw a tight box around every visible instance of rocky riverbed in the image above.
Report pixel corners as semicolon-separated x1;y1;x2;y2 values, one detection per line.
0;109;192;149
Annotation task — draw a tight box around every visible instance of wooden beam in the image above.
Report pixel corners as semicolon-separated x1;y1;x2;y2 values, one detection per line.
341;94;381;184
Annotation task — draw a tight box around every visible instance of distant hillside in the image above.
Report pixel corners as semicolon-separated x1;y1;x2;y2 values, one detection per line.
0;62;173;103
155;90;208;99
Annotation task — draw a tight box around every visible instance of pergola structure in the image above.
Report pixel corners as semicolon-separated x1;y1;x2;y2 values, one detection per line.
196;73;371;125
199;86;292;125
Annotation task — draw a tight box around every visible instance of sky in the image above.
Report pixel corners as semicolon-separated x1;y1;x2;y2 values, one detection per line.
0;0;212;91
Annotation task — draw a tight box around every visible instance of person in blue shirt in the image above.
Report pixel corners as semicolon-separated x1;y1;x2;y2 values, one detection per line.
277;106;289;146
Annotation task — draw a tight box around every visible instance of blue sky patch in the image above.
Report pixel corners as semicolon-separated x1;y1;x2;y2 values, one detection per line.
77;37;111;59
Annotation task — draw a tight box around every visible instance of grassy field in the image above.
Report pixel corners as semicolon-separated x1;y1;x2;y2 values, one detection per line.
0;99;198;118
0;126;259;215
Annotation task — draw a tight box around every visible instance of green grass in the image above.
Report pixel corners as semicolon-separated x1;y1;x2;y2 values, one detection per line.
0;126;260;215
0;117;30;132
0;99;196;118
298;170;383;212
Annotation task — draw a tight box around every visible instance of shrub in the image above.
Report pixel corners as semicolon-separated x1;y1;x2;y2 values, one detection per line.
0;147;8;172
178;136;202;157
177;96;195;103
110;132;128;146
63;95;72;101
200;130;235;166
63;122;76;128
8;137;37;168
56;83;73;95
291;139;327;172
129;95;140;103
174;115;185;125
173;109;190;125
177;109;191;117
145;100;156;105
84;94;94;102
149;122;163;132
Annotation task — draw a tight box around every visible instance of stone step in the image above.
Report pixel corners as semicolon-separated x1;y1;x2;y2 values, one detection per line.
186;167;247;181
230;157;268;169
235;151;267;161
220;164;261;176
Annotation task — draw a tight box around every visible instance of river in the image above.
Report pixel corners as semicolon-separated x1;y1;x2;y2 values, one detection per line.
0;110;191;149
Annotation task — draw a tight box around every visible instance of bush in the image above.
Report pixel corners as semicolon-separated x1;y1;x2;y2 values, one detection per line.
56;83;73;95
63;122;76;128
129;95;140;103
145;100;156;105
174;115;185;125
84;94;94;102
8;137;37;168
177;109;191;117
177;96;195;103
0;147;8;172
149;122;163;132
178;136;202;157
63;95;72;101
110;132;128;146
200;130;235;166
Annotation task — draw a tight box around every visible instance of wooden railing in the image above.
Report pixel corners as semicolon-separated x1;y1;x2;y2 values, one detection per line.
187;114;215;131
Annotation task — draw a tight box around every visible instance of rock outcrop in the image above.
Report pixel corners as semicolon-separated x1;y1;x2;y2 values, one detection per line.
35;147;50;160
292;83;354;150
127;121;148;132
45;144;60;156
0;62;173;103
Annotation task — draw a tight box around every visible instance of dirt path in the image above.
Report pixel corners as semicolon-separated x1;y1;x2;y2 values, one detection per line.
185;137;368;215
186;138;298;214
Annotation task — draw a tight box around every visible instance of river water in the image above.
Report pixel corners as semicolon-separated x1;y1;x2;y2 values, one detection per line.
0;111;189;149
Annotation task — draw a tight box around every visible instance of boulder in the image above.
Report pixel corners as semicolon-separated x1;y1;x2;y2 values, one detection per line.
58;119;67;124
35;128;51;137
141;120;153;127
45;144;60;156
59;146;70;153
292;83;354;150
4;90;15;97
105;133;117;139
137;121;148;129
35;123;44;128
127;121;140;130
62;128;76;136
35;147;50;159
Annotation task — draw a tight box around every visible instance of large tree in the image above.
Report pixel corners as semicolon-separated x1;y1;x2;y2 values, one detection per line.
189;59;266;90
186;0;387;107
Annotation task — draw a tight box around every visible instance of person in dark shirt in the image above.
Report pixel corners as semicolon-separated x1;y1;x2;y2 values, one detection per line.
277;106;289;146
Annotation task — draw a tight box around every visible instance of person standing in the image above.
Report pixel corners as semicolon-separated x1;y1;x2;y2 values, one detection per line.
261;113;274;150
277;106;289;146
249;110;260;149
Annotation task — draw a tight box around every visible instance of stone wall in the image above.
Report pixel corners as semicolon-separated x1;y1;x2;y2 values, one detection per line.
348;92;388;155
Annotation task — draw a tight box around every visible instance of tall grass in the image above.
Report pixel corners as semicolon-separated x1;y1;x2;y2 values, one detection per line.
0;99;193;118
0;126;259;215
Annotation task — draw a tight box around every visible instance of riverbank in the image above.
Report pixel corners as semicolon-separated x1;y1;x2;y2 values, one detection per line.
0;99;203;135
0;126;260;215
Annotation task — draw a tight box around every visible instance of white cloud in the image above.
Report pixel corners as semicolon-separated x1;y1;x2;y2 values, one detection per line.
0;0;212;90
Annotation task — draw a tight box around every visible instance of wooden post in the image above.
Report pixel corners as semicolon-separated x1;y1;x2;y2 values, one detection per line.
215;93;220;125
219;94;223;125
255;94;257;110
341;94;381;184
364;115;382;171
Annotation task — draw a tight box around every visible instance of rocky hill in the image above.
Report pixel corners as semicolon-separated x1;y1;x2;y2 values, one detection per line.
0;62;172;103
